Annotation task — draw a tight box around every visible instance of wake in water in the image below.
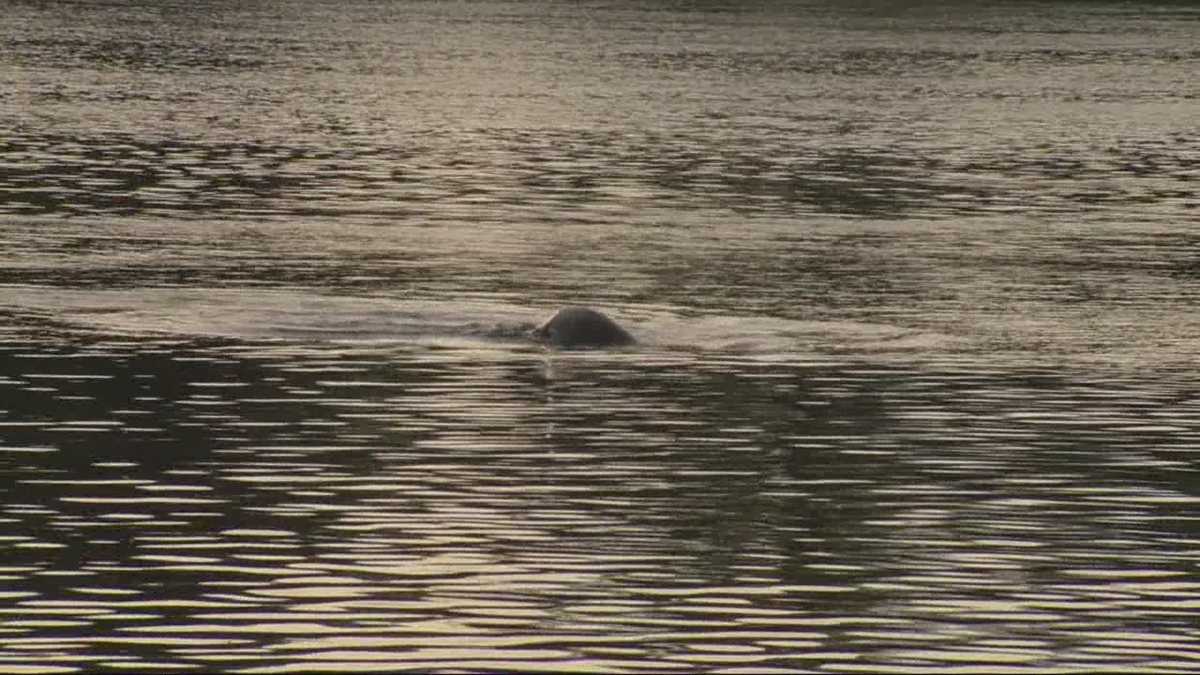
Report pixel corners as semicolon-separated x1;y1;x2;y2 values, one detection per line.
0;285;957;361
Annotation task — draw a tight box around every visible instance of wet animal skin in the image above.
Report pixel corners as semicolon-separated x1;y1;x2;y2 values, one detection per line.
530;307;635;349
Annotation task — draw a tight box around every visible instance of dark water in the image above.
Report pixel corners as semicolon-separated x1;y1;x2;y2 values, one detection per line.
2;1;1200;672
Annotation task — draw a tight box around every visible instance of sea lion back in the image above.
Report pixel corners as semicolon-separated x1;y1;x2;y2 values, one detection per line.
531;307;635;349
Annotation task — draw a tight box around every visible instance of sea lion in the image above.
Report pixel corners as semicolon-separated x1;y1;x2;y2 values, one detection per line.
530;307;635;349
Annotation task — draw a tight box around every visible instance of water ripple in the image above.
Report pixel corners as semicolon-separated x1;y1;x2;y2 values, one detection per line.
2;0;1199;671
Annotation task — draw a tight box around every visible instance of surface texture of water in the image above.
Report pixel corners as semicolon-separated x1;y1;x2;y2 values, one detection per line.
1;0;1199;672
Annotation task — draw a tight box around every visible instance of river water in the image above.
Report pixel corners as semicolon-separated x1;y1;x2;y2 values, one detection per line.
1;1;1199;672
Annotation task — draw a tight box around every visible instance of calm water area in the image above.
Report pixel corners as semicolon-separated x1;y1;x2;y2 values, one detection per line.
1;0;1199;672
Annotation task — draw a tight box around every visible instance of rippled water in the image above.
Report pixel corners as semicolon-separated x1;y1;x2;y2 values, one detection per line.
2;1;1199;672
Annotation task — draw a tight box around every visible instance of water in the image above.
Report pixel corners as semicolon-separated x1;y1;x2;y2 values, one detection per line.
2;0;1199;672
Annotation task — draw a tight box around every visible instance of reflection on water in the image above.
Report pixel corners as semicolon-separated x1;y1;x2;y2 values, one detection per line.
1;336;1198;672
3;127;1194;221
2;0;1200;672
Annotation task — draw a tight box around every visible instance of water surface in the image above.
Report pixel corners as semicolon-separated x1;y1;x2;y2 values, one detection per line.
1;1;1199;672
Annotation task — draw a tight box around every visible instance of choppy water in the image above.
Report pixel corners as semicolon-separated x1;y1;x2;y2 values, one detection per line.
2;1;1199;672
